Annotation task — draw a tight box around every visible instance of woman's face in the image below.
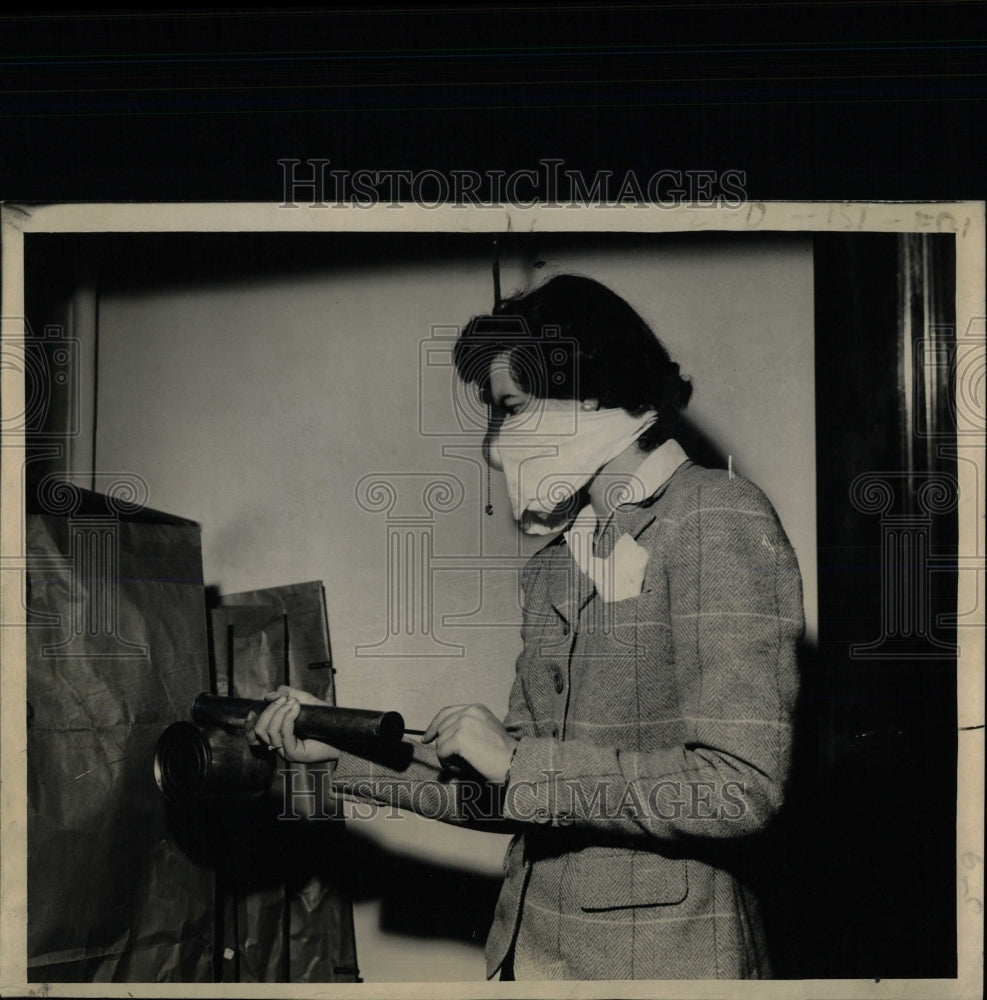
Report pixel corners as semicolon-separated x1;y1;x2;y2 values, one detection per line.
482;354;525;470
482;351;577;470
486;352;531;417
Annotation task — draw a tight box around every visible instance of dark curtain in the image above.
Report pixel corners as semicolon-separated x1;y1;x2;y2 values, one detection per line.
758;233;958;979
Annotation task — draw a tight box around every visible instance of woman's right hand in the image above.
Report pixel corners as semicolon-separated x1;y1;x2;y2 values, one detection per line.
245;685;341;764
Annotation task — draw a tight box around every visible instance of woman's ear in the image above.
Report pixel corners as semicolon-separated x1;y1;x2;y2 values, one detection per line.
580;397;600;411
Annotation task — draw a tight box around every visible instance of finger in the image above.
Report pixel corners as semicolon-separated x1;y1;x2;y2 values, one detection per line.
422;704;468;743
434;733;469;774
266;685;328;708
253;694;288;746
265;685;301;703
244;710;259;744
279;698;339;764
434;720;470;756
278;697;302;757
434;732;458;762
432;706;472;740
253;696;286;744
468;703;498;725
263;698;296;748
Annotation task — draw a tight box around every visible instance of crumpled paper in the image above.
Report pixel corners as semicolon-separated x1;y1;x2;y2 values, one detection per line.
209;581;358;984
26;499;214;983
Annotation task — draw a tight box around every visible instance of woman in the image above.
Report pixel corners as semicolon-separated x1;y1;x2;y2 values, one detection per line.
250;274;804;980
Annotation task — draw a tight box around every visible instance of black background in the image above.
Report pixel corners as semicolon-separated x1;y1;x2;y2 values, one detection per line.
1;4;982;203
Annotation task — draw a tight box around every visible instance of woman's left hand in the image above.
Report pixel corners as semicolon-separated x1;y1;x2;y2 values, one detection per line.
422;704;518;783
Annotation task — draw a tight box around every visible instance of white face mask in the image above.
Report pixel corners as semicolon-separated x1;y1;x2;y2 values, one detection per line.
489;404;658;534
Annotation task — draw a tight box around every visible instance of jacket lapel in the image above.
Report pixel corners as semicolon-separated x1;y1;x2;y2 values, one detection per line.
547;457;692;622
542;537;585;629
613;458;692;542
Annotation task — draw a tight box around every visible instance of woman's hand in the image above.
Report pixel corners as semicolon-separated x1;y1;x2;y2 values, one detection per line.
422;704;518;783
245;685;341;765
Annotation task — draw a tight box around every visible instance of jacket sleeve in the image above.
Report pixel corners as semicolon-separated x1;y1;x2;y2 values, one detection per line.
329;579;540;827
501;476;804;842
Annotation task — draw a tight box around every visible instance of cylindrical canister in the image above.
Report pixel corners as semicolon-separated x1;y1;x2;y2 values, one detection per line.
154;720;277;804
190;693;405;744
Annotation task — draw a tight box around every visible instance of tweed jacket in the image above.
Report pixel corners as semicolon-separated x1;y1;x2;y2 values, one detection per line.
332;453;804;980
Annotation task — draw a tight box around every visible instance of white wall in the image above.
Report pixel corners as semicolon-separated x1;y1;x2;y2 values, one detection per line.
94;232;815;982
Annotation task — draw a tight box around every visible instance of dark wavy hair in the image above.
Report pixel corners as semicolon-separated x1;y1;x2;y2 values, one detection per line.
453;274;692;452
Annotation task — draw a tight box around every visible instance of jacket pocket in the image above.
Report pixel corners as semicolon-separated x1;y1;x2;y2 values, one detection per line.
577;848;688;911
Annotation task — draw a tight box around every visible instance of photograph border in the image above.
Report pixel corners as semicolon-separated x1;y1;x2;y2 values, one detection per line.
1;199;983;999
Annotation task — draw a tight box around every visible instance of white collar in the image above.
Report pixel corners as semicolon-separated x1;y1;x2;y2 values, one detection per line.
564;437;689;577
616;437;690;505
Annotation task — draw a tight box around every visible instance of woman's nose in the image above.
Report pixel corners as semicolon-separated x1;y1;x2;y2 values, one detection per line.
482;430;503;470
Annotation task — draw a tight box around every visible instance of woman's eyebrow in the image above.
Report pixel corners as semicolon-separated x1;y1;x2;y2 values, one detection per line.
491;394;524;412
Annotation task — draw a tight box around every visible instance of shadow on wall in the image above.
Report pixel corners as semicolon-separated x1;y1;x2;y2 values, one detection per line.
168;794;501;951
742;639;957;981
738;639;826;978
328;828;503;946
676;417;729;472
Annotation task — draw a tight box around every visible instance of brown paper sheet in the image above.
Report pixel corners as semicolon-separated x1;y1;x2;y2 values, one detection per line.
210;581;358;984
26;505;214;982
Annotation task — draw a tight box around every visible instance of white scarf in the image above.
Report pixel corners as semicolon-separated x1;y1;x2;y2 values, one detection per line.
489;405;657;535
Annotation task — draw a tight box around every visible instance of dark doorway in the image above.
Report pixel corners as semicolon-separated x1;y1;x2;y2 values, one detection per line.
762;233;958;979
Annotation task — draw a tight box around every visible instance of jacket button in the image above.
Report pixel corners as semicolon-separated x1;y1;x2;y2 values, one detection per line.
560;621;570;636
534;807;550;824
553;670;564;693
